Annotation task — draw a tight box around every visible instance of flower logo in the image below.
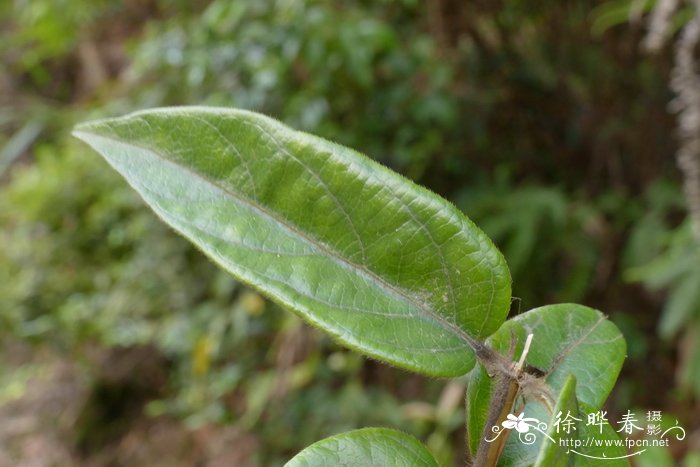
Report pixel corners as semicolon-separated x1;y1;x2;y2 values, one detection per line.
502;412;539;433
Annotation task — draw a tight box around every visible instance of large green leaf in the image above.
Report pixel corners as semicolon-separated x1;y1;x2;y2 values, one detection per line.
285;428;439;467
466;304;626;463
73;107;511;377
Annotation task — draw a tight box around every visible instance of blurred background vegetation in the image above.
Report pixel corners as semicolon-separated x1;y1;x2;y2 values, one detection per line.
1;0;699;465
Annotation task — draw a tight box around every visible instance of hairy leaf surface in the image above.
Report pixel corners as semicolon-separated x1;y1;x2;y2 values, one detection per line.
73;107;511;376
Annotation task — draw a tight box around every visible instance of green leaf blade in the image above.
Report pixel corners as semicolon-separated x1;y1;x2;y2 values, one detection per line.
285;428;439;467
73;107;511;377
535;374;579;467
466;304;627;464
496;304;626;409
575;402;629;466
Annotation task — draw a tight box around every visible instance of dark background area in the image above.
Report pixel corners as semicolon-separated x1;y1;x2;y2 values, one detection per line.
0;1;698;465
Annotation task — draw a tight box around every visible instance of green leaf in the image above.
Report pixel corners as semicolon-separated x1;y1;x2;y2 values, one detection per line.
466;304;626;461
466;362;494;455
535;374;578;467
471;376;628;466
284;428;439;467
73;107;511;377
575;402;629;466
493;304;625;409
535;377;628;466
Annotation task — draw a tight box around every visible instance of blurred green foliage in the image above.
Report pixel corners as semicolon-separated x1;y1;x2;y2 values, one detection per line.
625;186;700;396
122;0;458;181
0;137;462;465
457;176;603;306
1;0;698;464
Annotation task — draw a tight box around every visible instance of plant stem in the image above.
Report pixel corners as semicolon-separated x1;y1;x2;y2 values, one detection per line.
474;375;519;467
472;334;534;467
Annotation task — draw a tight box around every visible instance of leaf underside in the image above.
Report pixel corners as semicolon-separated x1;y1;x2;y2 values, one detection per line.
73;107;511;377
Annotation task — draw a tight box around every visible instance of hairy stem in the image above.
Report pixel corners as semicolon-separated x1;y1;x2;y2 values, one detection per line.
471;334;536;467
473;374;520;467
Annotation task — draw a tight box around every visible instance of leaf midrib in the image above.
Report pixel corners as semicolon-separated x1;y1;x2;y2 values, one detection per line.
546;314;606;376
74;129;483;352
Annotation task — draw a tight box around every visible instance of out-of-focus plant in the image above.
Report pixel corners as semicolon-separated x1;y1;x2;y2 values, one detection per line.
1;0;111;82
0;138;461;464
121;0;456;181
0;142;234;348
597;0;700;400
590;0;693;39
626;214;700;394
623;181;700;397
624;409;698;466
457;177;604;307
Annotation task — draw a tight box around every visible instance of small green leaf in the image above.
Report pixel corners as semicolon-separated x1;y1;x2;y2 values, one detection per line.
532;378;629;466
473;377;628;466
285;428;439;467
466;304;626;462
535;374;578;467
73;107;511;377
466;362;494;455
492;304;626;409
